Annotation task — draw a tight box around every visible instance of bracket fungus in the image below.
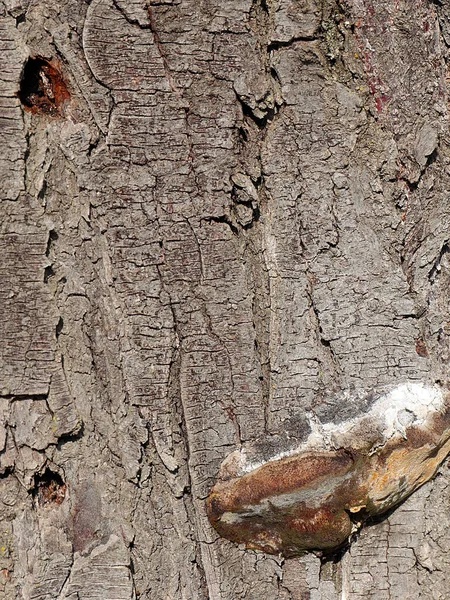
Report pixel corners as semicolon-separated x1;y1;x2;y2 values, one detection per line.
207;382;450;556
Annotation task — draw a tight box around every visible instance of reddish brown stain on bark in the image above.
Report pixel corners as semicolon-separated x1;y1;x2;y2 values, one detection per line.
415;338;429;357
71;481;102;553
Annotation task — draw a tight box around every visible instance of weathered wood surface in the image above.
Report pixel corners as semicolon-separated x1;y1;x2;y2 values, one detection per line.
1;0;450;598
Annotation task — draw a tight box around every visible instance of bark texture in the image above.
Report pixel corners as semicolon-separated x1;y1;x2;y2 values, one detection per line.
1;0;450;598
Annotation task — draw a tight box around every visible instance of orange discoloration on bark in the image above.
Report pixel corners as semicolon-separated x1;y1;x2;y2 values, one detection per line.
18;57;70;116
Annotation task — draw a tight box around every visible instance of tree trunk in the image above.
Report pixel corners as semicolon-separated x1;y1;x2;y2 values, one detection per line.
2;0;450;598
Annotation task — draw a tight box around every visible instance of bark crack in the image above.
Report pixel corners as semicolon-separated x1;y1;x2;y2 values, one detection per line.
55;554;75;600
146;6;200;194
230;0;287;432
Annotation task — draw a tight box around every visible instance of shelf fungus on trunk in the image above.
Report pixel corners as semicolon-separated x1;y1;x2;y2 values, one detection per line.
207;382;450;557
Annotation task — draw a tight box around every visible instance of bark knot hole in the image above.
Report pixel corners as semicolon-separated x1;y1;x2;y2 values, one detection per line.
32;469;66;507
18;57;70;116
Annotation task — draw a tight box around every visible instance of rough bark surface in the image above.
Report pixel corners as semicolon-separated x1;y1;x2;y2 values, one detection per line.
1;0;450;598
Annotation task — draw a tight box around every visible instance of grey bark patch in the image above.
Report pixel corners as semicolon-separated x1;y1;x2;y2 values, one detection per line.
414;123;439;167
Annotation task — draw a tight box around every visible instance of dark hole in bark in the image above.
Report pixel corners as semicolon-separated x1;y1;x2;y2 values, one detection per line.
45;230;58;256
44;264;55;283
320;537;352;564
32;469;66;507
18;57;70;116
56;316;64;338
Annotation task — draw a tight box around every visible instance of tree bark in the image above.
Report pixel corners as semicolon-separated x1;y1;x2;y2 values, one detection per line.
1;0;450;598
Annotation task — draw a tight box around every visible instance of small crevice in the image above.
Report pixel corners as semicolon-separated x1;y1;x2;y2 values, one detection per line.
319;537;352;565
231;184;261;230
244;204;261;229
38;178;47;201
56;422;85;451
15;12;26;26
424;147;439;170
236;93;278;130
402;147;439;193
44;265;55;284
23;130;31;192
56;317;64;338
111;0;150;29
0;466;14;480
429;241;450;283
45;229;58;257
2;392;48;401
202;215;239;236
268;36;318;52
